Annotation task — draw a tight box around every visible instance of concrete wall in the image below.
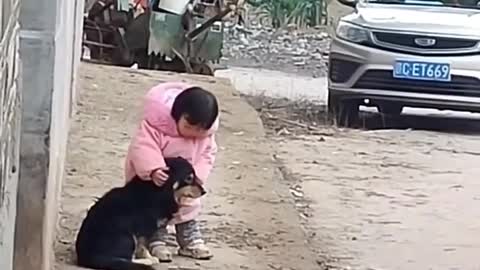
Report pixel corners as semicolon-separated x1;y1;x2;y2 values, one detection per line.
14;0;84;269
71;0;86;116
0;0;22;269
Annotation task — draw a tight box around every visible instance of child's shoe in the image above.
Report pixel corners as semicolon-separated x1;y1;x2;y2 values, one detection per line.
150;241;173;262
178;239;213;260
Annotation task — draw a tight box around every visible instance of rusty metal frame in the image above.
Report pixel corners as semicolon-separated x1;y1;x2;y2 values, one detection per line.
82;17;120;60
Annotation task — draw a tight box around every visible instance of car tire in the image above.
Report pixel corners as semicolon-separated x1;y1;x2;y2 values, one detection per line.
328;92;360;128
377;103;403;116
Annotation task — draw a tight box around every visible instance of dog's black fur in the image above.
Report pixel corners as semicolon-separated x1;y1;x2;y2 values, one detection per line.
75;157;205;270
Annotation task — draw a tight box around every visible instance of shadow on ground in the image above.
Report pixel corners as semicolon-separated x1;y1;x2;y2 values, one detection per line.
358;110;480;134
243;94;480;136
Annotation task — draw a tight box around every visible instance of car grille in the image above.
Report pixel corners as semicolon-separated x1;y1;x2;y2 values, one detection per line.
372;32;478;50
353;70;480;97
329;57;362;83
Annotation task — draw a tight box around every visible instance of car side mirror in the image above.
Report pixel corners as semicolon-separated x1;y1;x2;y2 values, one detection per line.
337;0;357;8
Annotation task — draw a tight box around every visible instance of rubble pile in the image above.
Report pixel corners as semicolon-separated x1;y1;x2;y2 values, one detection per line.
221;22;331;77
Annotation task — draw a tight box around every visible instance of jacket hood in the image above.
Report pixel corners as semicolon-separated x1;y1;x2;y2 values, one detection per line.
142;82;219;137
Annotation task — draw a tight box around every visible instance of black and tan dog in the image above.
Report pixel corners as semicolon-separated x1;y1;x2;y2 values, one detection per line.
75;157;206;270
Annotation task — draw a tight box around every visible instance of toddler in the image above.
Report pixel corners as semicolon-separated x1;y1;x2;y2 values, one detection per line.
125;82;219;261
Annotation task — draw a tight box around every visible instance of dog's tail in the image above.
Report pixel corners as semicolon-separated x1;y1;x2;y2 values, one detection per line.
78;256;155;270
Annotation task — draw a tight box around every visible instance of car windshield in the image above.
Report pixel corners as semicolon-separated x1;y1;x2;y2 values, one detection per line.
366;0;480;9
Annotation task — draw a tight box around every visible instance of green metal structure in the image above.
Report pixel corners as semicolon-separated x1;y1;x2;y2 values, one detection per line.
83;0;243;75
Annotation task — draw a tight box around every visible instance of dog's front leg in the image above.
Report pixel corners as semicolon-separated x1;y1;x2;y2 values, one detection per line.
134;236;160;265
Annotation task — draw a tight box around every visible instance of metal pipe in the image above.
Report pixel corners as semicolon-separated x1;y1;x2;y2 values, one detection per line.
83;25;112;32
82;40;117;48
185;5;232;40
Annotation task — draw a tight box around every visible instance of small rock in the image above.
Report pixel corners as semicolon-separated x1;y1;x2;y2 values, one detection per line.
276;127;291;136
239;36;249;45
247;45;261;51
311;53;323;60
290;189;304;198
282;36;293;43
294;60;306;66
299;212;309;219
268;263;283;270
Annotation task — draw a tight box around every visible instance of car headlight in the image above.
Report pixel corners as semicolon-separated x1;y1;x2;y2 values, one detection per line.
336;21;370;43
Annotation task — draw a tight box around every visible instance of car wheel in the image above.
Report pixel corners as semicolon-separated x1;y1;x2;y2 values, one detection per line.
377;103;403;116
328;92;360;128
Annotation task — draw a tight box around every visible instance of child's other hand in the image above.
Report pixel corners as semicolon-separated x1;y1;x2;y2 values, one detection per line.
151;168;169;186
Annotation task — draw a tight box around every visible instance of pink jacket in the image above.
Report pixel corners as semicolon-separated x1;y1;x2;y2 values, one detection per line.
125;82;219;224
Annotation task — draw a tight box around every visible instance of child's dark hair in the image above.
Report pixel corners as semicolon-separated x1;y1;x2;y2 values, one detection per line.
171;87;219;130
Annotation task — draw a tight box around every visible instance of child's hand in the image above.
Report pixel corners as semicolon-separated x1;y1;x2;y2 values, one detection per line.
151;168;169;186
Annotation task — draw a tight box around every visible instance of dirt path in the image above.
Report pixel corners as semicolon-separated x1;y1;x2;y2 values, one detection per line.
247;96;480;270
55;63;320;270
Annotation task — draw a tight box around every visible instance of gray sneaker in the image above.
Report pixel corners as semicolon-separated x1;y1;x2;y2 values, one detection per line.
178;239;213;260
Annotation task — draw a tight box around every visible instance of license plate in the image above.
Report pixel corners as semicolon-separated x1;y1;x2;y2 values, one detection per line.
393;60;451;82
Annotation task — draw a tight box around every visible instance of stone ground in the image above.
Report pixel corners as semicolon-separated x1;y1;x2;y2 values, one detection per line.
55;62;320;270
245;95;480;270
56;61;480;270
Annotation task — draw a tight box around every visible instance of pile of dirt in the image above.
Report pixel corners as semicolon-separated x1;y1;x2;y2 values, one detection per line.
222;23;331;77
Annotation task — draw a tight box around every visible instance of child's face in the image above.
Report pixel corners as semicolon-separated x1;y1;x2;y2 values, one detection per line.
177;115;209;138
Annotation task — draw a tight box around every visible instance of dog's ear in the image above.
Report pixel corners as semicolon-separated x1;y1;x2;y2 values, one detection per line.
164;157;189;172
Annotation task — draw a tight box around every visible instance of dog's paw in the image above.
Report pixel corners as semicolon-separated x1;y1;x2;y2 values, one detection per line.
148;256;160;265
132;258;155;266
133;257;160;266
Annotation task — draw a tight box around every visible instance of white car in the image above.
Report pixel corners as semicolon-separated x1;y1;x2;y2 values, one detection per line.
328;0;480;126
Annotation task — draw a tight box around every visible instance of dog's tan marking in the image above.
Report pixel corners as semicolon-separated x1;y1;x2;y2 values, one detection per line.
172;181;179;190
174;185;204;203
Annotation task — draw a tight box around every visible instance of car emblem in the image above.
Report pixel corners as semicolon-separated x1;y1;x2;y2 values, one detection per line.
414;37;436;47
